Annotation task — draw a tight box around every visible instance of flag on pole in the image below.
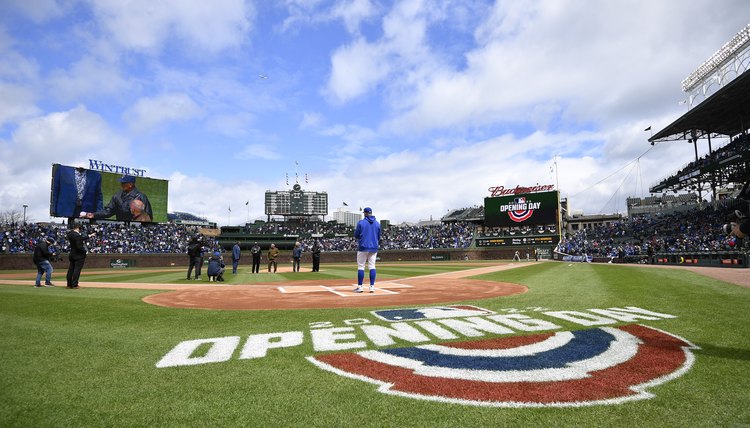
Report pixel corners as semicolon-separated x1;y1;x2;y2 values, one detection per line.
245;201;249;206
343;202;348;206
228;205;231;212
644;126;651;131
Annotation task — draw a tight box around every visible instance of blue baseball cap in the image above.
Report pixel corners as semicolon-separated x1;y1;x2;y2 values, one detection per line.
363;207;372;214
214;251;221;256
119;175;136;183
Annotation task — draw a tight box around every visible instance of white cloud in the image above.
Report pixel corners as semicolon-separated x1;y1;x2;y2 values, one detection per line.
236;144;282;161
167;171;269;224
0;83;40;127
206;112;257;138
324;37;391;103
0;105;130;222
331;0;378;34
124;93;203;133
89;0;255;54
300;112;323;129
47;56;130;102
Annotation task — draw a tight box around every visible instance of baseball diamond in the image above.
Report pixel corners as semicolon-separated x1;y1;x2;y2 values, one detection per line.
3;4;750;427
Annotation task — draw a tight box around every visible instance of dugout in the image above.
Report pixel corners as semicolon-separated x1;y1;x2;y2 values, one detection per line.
653;251;748;268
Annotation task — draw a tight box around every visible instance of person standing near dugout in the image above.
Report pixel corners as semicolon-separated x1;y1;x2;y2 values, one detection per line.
354;207;380;293
292;241;302;272
250;242;261;273
267;243;279;273
231;241;241;274
311;239;322;272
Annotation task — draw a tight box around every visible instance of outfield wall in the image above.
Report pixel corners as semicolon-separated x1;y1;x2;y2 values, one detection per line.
0;248;538;270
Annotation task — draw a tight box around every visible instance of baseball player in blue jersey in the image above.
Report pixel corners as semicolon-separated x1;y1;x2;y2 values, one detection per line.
354;207;381;293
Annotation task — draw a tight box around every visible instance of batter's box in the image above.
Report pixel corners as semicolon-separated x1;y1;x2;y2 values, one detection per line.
327;286;401;297
279;282;413;297
277;285;331;294
328;282;414;291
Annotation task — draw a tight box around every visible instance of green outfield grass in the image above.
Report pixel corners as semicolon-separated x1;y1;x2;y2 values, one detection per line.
1;262;749;427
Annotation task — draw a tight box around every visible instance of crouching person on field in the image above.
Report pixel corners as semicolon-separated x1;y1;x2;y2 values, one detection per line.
207;251;225;282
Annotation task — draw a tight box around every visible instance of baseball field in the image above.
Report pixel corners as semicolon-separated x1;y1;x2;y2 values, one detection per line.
1;260;749;427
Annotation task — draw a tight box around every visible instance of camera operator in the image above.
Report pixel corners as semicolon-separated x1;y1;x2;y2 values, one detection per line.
728;218;749;239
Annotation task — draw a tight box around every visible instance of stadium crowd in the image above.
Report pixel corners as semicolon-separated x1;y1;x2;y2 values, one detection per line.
557;200;745;258
1;222;215;255
652;134;749;188
0;221;475;255
2;200;746;258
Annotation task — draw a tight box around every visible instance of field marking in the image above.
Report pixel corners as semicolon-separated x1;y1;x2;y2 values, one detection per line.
278;285;331;294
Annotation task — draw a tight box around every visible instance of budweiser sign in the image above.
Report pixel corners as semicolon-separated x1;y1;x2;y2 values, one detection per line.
488;184;554;197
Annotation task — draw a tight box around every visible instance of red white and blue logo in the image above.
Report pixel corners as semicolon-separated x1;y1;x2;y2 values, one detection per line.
308;324;699;407
507;197;534;223
372;305;495;322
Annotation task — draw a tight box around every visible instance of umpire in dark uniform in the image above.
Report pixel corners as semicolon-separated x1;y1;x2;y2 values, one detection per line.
82;175;152;222
66;223;93;289
186;235;204;280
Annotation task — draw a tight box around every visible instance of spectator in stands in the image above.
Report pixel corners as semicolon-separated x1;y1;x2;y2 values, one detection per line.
267;243;279;273
730;218;749;239
231;241;241;274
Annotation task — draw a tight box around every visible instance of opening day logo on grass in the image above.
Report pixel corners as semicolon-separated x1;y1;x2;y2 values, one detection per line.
156;305;699;408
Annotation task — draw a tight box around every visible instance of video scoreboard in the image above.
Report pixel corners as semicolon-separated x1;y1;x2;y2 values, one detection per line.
484;190;559;227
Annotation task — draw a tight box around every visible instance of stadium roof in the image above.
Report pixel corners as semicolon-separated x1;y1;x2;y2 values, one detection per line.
649;69;750;143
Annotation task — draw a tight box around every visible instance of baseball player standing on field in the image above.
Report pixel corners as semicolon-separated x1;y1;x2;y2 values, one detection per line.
354;207;381;293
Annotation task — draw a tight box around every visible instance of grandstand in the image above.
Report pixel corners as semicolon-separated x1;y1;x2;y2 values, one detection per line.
555;22;750;267
626;193;699;216
648;23;750;202
441;206;484;223
167;212;217;228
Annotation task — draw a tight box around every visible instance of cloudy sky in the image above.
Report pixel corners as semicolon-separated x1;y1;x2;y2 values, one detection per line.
1;0;748;225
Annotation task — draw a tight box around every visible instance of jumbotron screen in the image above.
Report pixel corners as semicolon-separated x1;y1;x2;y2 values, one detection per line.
484;190;559;227
50;164;169;223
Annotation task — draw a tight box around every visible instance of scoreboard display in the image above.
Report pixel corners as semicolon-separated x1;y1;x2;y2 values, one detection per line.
484;190;559;227
265;184;328;216
50;163;169;223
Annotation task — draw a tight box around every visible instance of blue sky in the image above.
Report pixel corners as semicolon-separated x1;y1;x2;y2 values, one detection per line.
1;0;748;225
